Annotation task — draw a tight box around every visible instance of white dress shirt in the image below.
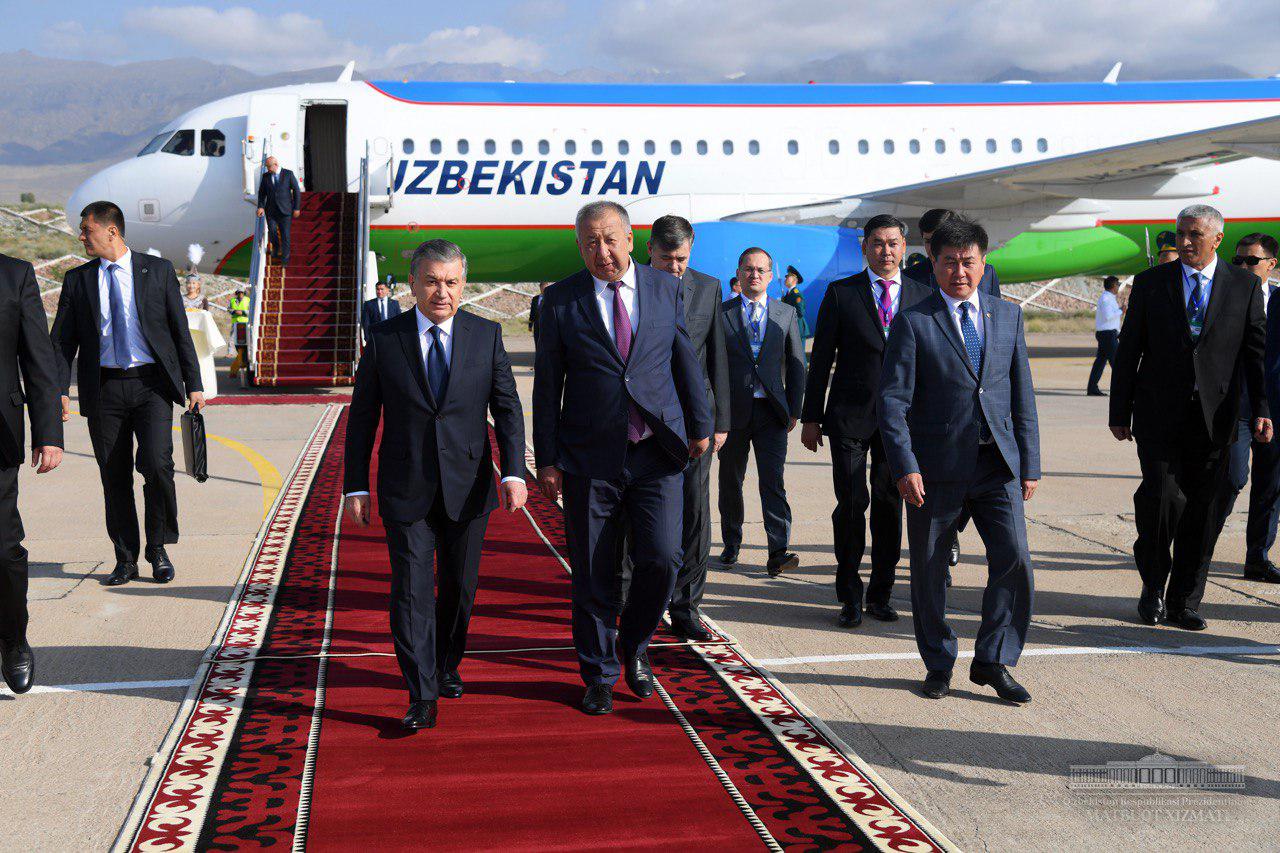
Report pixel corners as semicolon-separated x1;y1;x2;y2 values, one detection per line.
1181;256;1217;308
939;288;984;346
870;271;901;334
1095;290;1122;331
738;292;769;398
591;259;651;440
1262;279;1277;319
345;307;519;497
97;250;156;368
377;296;392;323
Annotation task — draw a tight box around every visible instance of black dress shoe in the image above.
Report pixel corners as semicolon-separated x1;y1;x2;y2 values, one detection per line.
1244;561;1280;583
718;548;739;566
866;602;899;622
146;547;175;583
1166;608;1208;631
439;670;464;699
922;670;951;699
969;661;1031;703
582;683;613;715
0;640;34;695
948;538;961;568
624;654;655;698
837;602;862;628
106;561;138;586
766;551;799;577
671;619;714;643
1137;584;1166;625
401;700;438;730
1086;388;1107;397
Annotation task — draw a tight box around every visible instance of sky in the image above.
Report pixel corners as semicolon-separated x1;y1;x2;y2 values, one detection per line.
3;0;1280;80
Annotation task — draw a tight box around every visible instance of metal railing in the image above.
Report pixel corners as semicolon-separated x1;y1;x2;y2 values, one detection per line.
245;137;271;380
353;145;371;372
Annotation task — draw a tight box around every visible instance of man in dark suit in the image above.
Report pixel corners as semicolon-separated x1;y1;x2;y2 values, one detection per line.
345;239;526;731
718;247;806;577
802;215;932;628
1112;205;1272;630
52;202;204;585
255;156;301;267
880;216;1040;703
533;201;712;715
643;215;729;640
360;280;402;337
0;253;63;695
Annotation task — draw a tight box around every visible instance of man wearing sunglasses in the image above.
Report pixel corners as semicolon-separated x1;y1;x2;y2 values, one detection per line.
1214;234;1280;584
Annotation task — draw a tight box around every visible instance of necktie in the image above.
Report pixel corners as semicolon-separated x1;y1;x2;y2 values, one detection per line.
749;300;764;350
426;326;448;403
609;282;646;443
1187;272;1206;338
877;280;894;333
380;299;386;321
959;302;983;374
106;263;131;367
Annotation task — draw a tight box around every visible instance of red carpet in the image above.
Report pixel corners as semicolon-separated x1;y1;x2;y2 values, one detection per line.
117;406;952;852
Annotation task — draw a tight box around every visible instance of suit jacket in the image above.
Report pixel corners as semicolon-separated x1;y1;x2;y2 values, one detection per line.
721;296;807;429
257;168;301;217
879;290;1040;485
360;296;402;334
532;262;713;479
679;266;731;434
903;258;1002;298
1265;285;1280;417
344;309;525;523
1112;260;1267;449
528;293;541;332
51;254;203;418
802;270;932;440
0;253;62;467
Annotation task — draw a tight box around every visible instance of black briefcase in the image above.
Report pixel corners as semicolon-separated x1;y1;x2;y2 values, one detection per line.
181;410;209;483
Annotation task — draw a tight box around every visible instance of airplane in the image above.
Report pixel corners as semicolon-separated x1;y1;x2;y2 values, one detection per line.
68;64;1280;316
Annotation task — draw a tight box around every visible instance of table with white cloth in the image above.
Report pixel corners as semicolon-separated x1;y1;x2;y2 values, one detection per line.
185;308;226;400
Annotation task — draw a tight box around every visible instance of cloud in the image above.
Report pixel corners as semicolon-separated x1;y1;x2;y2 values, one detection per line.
42;20;129;59
384;25;546;68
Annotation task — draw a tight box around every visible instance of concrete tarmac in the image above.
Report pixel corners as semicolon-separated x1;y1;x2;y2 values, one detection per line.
3;336;1278;851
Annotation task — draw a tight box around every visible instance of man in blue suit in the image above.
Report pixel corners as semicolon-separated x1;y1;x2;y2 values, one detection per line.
360;279;402;338
533;201;712;715
880;216;1040;704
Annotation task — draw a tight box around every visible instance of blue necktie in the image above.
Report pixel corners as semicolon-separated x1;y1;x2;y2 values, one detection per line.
106;263;131;367
426;326;448;403
1187;272;1206;338
749;300;764;355
959;302;983;374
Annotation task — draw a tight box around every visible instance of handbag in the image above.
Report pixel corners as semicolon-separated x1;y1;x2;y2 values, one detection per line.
181;410;209;483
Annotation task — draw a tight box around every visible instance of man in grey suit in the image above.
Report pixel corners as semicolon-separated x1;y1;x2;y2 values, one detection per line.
645;216;730;639
879;216;1040;704
718;248;806;577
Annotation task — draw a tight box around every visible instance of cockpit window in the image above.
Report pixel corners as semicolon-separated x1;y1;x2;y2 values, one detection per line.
138;132;172;156
200;129;226;157
161;129;195;156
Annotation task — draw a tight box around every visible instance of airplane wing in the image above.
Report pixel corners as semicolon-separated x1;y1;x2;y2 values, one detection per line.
728;112;1280;223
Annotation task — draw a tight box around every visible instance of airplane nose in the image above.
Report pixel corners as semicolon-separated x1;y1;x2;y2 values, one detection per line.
67;170;112;222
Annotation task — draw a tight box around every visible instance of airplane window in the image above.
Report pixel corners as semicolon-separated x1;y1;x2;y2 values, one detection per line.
591;140;603;155
1037;138;1048;152
909;139;920;154
722;140;733;155
430;139;442;154
200;130;226;157
960;138;972;154
565;140;577;155
787;140;799;155
484;139;496;154
749;140;760;155
883;139;895;154
512;139;523;155
138;132;171;157
457;139;469;154
696;140;708;155
619;140;630;155
538;140;550;155
829;140;839;155
857;139;869;154
671;140;682;155
644;140;655;155
986;138;997;153
935;139;945;154
1011;138;1023;153
402;138;415;155
161;129;195;156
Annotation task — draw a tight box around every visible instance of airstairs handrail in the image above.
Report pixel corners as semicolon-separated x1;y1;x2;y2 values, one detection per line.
353;144;371;373
245;136;271;380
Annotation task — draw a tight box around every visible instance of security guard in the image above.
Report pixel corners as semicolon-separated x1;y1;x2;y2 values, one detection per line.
228;288;251;383
781;265;811;340
1154;230;1179;265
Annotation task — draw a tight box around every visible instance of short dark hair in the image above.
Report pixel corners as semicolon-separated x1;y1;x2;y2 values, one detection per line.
918;208;955;235
81;200;125;236
1237;232;1279;258
1103;275;1120;291
649;215;695;251
862;214;907;242
929;215;988;257
738;247;773;269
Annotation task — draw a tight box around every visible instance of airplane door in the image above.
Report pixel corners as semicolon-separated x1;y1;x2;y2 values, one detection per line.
244;93;302;198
